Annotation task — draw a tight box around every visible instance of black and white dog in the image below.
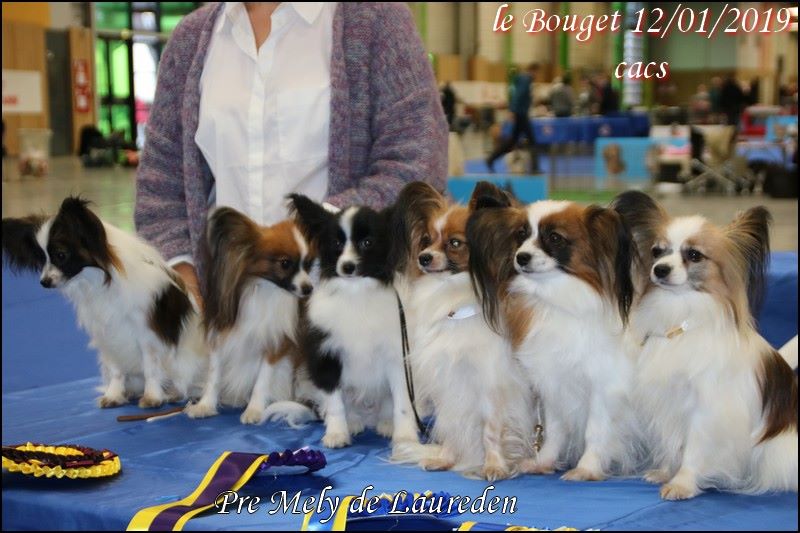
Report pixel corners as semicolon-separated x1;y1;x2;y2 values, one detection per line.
288;194;419;450
2;197;207;408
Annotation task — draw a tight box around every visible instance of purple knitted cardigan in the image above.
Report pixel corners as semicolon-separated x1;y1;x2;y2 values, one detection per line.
134;2;448;275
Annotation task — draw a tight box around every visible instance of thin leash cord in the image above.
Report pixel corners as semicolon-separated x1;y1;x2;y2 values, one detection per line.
394;289;427;436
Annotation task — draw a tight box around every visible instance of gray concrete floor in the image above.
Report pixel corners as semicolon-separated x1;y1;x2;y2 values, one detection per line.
2;154;797;251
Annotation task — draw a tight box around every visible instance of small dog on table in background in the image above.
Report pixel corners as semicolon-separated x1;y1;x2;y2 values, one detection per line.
2;197;207;408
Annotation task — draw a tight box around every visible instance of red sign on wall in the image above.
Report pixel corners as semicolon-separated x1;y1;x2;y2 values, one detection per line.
72;59;92;114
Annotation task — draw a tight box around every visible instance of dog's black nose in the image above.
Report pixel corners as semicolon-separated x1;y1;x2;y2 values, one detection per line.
418;253;433;267
40;277;53;288
516;252;532;267
341;262;355;275
301;283;313;296
653;264;672;279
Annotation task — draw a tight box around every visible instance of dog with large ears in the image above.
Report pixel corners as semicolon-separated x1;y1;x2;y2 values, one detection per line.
470;193;641;480
391;181;537;481
287;194;419;450
2;197;207;408
612;190;797;499
184;206;316;425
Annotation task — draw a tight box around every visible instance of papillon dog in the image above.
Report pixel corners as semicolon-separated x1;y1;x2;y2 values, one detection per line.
184;207;317;426
392;181;536;481
470;198;639;481
288;194;419;449
612;191;797;499
2;197;207;408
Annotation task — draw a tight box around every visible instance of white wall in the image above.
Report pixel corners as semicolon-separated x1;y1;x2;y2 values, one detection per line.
512;2;553;66
426;2;457;55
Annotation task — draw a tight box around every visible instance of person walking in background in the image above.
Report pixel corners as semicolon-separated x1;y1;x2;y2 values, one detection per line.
719;74;745;128
134;2;447;306
598;73;620;115
550;73;575;118
486;63;541;173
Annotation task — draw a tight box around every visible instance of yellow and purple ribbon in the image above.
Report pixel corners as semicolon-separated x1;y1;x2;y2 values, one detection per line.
128;448;325;531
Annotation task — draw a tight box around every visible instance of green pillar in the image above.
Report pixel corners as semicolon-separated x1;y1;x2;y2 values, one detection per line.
642;27;654;108
418;2;428;49
559;2;569;72
611;2;625;96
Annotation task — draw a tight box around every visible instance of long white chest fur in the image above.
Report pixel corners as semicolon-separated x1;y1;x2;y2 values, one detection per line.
308;277;400;400
631;289;765;486
214;279;298;406
409;272;534;470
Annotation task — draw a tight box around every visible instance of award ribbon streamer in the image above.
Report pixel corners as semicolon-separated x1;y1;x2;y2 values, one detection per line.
128;449;326;531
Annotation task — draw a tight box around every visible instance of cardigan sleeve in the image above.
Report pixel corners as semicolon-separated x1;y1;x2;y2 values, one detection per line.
134;17;196;262
325;3;449;209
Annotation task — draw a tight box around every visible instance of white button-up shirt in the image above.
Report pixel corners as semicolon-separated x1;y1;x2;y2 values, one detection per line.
173;2;334;266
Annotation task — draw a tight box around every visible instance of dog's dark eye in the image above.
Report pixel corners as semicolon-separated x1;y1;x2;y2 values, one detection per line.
360;238;373;250
547;232;564;246
54;250;67;262
279;258;292;270
652;246;665;258
420;234;431;248
335;237;345;251
515;225;529;242
686;248;705;263
448;238;462;249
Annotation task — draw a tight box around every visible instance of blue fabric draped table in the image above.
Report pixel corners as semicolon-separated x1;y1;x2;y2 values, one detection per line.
2;256;797;531
500;113;650;146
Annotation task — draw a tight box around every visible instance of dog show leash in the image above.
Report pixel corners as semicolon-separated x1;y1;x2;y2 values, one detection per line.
394;289;428;437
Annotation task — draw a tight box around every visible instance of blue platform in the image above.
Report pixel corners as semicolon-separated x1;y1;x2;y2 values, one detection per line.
2;258;797;531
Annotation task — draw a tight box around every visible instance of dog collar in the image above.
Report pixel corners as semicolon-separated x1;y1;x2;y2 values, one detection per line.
641;320;690;346
447;305;479;320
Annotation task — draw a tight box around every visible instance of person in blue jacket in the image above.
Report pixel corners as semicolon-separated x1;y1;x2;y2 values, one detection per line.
487;63;541;174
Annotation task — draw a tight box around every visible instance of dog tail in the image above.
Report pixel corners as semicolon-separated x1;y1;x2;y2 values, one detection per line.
390;441;443;465
749;429;798;493
263;401;319;428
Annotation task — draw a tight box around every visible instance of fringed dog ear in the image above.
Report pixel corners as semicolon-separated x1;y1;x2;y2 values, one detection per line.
466;205;526;333
469;181;515;211
286;194;336;247
609;190;667;251
390;181;446;273
726;206;772;317
2;215;48;273
585;206;634;324
54;197;121;283
202;207;261;334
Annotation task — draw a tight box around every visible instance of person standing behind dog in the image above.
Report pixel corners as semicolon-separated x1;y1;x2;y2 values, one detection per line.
135;3;448;307
486;63;542;174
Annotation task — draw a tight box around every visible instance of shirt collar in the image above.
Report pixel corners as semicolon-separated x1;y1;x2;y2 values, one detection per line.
218;2;324;31
288;3;325;25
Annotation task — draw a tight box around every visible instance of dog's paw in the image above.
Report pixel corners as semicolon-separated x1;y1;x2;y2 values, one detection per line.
481;463;511;482
138;394;165;409
519;458;555;475
644;468;672;484
376;420;393;438
561;466;607;482
98;395;128;408
347;418;366;436
240;407;265;425
660;481;699;500
184;402;218;419
322;430;351;449
420;457;455;471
